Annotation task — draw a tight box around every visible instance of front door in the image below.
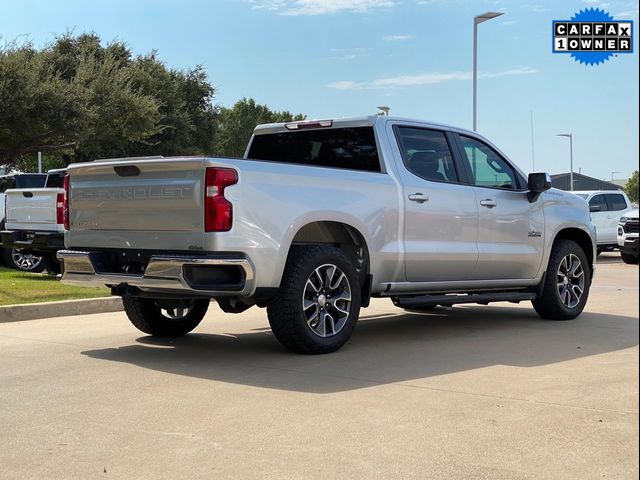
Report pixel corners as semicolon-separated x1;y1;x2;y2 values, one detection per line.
455;134;544;280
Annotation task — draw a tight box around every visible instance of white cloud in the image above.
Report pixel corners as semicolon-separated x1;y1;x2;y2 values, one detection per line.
326;67;538;89
249;0;396;15
329;47;369;60
326;80;365;89
522;4;548;13
384;34;412;41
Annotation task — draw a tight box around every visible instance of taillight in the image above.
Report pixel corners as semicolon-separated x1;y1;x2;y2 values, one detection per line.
63;174;70;230
204;168;238;232
56;192;64;225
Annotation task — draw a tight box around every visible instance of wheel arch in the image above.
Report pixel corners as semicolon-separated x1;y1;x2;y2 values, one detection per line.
552;227;595;277
283;220;372;306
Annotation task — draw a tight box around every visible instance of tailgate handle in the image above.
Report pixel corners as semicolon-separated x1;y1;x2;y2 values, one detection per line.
22;191;33;198
114;165;141;177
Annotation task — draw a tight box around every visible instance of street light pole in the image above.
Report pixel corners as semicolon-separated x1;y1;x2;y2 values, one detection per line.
556;133;574;191
473;11;504;132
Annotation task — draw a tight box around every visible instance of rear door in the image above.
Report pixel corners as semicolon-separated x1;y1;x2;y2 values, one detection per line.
454;134;544;280
393;125;479;282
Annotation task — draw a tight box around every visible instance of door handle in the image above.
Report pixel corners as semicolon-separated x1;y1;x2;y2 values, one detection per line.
408;193;428;204
480;199;497;208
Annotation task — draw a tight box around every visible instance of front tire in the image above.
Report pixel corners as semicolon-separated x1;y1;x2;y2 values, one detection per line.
621;252;639;264
532;239;591;320
122;297;209;336
267;245;361;354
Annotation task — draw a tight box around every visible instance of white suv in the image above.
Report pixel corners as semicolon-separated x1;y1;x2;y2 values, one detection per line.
618;210;639;264
573;191;633;254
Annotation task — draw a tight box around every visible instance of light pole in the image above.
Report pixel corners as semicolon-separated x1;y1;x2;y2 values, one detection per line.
473;11;504;131
556;133;574;191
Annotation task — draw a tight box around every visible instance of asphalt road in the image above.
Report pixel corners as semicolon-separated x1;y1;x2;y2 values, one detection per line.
1;255;638;479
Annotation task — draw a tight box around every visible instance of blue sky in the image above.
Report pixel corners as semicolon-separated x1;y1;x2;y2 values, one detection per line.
2;0;638;180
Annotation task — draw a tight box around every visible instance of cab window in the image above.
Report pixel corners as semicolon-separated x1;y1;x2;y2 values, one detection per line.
589;194;608;212
394;127;459;183
457;135;519;190
606;194;628;211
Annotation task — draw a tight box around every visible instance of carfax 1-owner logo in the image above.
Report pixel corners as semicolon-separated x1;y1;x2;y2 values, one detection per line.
553;8;634;65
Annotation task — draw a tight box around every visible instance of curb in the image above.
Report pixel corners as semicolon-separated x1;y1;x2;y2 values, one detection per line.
0;297;123;323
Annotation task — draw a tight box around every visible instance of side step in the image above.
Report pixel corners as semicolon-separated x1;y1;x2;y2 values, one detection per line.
392;291;537;308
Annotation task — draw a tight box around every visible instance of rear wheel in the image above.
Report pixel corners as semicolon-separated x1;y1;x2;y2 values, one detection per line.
267;245;361;354
122;297;209;336
532;239;591;320
4;249;45;273
621;252;639;264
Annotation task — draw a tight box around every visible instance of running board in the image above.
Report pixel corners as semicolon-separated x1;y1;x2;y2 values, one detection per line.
392;292;537;308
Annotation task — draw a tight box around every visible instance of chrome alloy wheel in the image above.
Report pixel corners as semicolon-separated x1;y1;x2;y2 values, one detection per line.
302;264;352;338
556;253;585;309
160;306;192;320
12;249;44;271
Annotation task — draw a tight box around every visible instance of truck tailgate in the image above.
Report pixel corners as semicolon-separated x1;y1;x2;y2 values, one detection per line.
67;157;206;250
5;188;64;231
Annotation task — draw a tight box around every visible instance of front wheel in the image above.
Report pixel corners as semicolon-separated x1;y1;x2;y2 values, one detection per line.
267;245;361;354
122;297;210;336
621;252;639;264
532;240;591;320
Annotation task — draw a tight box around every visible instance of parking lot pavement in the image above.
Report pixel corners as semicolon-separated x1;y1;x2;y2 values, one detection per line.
0;258;637;480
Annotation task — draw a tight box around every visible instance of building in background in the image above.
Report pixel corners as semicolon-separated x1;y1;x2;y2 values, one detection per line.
551;172;624;191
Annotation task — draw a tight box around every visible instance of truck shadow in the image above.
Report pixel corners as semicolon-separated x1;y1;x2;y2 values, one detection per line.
81;305;638;393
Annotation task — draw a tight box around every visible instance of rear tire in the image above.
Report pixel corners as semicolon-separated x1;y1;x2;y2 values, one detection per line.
621;252;639;264
532;239;591;320
4;249;45;273
122;297;209;336
267;245;361;354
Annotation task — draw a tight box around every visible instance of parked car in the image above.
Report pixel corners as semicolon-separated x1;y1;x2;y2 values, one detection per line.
57;116;596;354
0;170;66;273
573;190;634;254
617;209;639;264
0;173;48;272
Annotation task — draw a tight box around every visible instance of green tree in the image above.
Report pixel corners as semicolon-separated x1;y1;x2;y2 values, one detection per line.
624;170;639;204
214;98;305;157
0;34;160;168
0;33;218;169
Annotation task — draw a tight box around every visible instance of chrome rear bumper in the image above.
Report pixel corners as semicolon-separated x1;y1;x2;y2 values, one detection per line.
56;250;255;296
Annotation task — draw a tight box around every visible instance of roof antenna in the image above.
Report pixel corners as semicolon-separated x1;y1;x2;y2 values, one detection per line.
376;106;390;116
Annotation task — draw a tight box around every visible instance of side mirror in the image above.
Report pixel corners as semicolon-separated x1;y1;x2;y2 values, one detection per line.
527;172;552;203
589;205;602;212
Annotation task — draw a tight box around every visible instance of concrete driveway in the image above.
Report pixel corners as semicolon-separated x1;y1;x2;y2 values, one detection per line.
1;256;637;479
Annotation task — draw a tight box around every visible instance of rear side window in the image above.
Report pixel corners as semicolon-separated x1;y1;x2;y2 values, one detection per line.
589;194;608;212
247;127;381;172
45;173;65;188
394;127;459;183
606;194;628;211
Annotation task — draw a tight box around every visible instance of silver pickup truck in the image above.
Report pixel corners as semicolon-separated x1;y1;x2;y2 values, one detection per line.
58;116;596;354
